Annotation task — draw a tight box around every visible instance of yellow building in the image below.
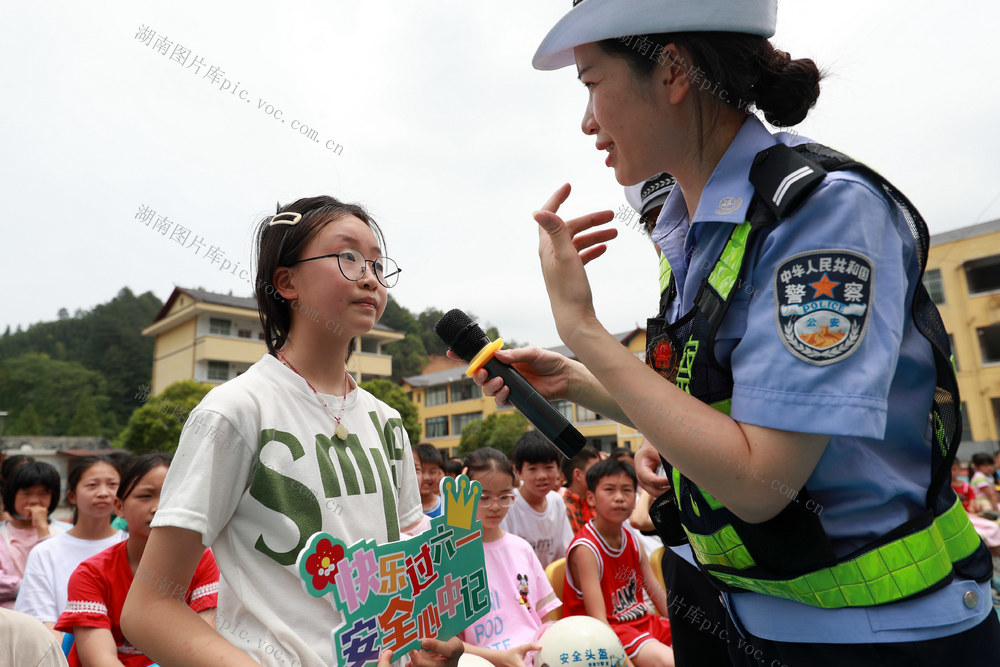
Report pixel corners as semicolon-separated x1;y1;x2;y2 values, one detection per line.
923;219;1000;455
142;287;403;394
403;329;647;457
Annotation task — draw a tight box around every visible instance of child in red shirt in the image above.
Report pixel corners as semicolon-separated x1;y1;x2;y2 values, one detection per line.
563;458;673;666
56;454;218;666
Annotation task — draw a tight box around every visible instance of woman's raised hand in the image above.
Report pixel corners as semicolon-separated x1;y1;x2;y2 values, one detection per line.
533;183;617;340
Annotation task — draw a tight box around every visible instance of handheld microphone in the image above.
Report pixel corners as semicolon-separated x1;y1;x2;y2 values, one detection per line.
435;309;587;459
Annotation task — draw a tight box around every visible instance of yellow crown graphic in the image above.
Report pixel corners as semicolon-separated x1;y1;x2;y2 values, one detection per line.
442;474;481;531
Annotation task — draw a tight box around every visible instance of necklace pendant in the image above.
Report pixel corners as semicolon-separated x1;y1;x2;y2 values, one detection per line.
335;422;350;440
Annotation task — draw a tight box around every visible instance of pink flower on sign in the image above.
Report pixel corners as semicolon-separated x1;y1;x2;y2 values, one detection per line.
304;538;345;593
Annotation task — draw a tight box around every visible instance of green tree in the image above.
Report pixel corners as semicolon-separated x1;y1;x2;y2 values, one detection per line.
68;394;102;436
458;411;530;458
0;353;114;436
11;404;44;435
360;378;421;444
384;332;429;381
116;380;212;453
0;287;162;428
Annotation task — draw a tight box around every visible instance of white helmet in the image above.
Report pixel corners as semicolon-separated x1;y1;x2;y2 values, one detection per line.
535;616;627;667
457;654;494;667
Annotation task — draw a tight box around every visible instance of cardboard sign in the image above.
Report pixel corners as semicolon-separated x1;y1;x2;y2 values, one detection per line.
296;474;488;666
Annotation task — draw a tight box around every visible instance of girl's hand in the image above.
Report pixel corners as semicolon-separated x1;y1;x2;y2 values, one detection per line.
635;441;671;497
491;643;542;667
28;506;50;538
407;637;465;667
448;347;576;406
533;183;616;341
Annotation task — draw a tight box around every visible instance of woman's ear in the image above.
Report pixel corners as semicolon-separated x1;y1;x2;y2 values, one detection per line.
657;44;692;105
114;497;124;519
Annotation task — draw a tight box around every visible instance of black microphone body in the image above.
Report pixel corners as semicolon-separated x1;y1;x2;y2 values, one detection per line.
436;309;587;459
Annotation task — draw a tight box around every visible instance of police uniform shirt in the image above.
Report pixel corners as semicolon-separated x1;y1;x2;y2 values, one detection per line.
649;115;991;643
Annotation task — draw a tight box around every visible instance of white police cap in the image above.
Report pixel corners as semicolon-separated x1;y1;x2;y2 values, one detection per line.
533;0;778;70
625;172;676;216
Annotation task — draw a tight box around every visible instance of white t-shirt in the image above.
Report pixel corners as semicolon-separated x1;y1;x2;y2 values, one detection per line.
500;489;574;568
153;353;422;667
14;531;126;623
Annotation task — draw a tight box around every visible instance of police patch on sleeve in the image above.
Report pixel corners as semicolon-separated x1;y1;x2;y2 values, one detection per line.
774;249;873;366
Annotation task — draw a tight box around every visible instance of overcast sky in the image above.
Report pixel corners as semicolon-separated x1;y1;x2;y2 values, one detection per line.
3;0;999;348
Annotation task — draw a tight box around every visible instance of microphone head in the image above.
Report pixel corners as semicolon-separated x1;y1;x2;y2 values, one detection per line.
435;309;491;362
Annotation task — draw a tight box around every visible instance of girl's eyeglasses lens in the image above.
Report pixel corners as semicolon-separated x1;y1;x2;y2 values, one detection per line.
337;250;401;288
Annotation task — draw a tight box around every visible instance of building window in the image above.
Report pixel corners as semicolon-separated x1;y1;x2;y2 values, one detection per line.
553;400;575;422
965;255;1000;295
977;324;1000;364
426;385;448;407
577;406;603;422
259;332;266;340
208;361;229;381
426;416;448;438
450;380;479;403
452;412;483;435
960;402;972;443
922;268;945;305
209;318;231;336
238;329;252;339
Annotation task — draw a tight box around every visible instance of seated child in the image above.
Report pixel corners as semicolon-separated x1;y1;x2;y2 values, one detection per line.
561;448;600;534
563;459;673;667
414;444;446;518
1;461;69;610
16;457;125;635
970;453;999;513
459;447;560;666
55;453;218;666
501;432;574;568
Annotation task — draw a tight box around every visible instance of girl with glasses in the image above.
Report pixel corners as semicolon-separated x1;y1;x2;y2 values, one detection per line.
464;1;1000;665
458;447;561;667
123;196;461;666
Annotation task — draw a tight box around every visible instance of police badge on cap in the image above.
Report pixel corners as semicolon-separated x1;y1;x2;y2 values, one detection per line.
774;249;873;365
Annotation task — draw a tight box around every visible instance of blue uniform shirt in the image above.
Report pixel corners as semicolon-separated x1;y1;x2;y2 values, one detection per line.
651;115;990;643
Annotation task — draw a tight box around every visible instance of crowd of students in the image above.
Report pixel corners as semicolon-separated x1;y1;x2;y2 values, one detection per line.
415;435;676;667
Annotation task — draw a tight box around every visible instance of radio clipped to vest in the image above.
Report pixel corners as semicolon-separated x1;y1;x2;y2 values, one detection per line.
645;143;991;609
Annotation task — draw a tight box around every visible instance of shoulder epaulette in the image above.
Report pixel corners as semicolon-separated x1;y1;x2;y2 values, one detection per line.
748;143;827;225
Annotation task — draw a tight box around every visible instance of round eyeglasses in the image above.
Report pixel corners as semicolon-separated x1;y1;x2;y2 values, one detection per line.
287;248;401;288
479;494;516;508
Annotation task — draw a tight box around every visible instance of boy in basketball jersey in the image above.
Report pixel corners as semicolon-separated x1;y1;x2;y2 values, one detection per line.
562;459;674;667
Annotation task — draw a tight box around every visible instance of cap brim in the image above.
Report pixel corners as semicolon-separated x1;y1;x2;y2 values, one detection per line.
533;0;777;70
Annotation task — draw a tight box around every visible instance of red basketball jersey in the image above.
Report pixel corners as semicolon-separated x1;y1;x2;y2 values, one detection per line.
563;521;649;624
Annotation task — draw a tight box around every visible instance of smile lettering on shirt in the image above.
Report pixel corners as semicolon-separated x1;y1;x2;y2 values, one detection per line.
249;414;408;566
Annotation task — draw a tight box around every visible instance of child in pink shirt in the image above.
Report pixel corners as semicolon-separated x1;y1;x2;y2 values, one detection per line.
0;461;68;609
460;448;561;667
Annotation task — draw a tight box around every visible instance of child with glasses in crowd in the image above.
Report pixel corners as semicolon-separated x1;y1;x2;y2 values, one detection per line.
459;447;561;667
122;196;462;667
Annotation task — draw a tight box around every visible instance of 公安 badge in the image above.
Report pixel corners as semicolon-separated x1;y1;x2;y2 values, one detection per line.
774;249;873;366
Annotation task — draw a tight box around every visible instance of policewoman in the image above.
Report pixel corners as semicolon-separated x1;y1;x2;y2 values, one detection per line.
467;1;1000;664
